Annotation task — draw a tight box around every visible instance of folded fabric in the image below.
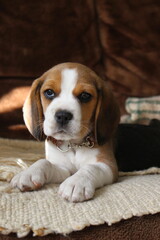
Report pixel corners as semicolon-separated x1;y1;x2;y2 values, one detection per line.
121;96;160;124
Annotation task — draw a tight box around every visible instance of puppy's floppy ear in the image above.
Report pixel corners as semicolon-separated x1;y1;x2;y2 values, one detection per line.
95;81;120;146
23;78;45;141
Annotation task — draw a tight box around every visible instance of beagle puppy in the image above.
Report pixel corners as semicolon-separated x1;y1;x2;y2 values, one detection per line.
11;63;120;202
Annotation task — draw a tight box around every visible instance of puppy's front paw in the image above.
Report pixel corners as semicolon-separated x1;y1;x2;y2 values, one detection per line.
11;161;48;191
58;175;95;202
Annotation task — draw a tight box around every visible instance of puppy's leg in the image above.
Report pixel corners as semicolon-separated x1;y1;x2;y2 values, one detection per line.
59;162;114;202
11;159;71;191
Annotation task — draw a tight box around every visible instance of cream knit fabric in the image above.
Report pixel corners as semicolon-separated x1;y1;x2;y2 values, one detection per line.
0;138;160;237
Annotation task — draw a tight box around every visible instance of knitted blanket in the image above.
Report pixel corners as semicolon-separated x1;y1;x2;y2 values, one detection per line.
0;138;160;237
121;95;160;124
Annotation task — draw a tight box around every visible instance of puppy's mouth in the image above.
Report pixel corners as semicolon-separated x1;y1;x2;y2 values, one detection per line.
53;129;73;140
56;130;67;134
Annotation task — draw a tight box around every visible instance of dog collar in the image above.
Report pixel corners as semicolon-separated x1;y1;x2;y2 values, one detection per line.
47;135;95;153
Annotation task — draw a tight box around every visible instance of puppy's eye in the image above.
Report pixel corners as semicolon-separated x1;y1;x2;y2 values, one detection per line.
78;92;92;103
44;89;55;100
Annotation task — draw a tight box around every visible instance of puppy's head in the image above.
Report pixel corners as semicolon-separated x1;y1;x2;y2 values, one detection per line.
23;63;120;145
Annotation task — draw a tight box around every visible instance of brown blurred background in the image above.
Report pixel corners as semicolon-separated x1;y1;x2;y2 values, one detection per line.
0;0;160;139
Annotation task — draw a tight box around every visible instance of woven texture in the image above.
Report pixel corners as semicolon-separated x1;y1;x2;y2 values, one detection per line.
121;96;160;124
0;138;160;237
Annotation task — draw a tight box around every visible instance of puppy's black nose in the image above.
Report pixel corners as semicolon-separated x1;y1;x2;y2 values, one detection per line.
55;110;73;125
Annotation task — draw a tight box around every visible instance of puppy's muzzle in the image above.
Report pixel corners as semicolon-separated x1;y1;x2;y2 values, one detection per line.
55;110;73;126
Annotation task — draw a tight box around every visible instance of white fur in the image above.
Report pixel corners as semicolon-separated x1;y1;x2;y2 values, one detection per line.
45;140;113;202
11;140;113;202
43;68;81;141
11;67;114;202
58;162;113;202
45;139;100;169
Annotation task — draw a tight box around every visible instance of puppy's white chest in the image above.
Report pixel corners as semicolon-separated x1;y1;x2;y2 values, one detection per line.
74;147;99;168
45;140;99;170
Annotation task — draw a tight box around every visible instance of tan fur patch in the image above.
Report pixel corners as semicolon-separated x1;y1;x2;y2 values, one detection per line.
96;141;118;182
40;71;62;113
73;83;98;138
